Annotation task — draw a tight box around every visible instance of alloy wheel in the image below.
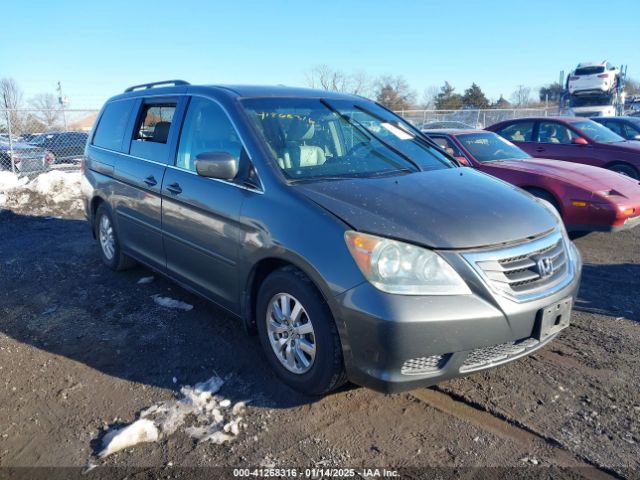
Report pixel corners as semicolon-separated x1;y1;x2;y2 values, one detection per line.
266;293;316;374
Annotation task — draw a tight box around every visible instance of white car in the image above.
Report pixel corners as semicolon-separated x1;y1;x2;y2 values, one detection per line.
567;61;619;95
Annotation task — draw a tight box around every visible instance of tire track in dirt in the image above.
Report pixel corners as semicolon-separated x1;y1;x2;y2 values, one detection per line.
410;388;620;479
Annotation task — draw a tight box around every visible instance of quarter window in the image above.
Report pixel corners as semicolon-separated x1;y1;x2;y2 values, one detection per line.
498;122;534;142
93;100;135;151
176;97;243;172
623;123;640;139
134;104;176;144
537;122;576;144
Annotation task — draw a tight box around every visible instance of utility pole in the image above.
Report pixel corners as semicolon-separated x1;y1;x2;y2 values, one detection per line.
57;81;68;130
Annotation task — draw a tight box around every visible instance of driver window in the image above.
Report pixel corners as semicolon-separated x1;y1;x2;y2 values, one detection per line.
176;97;242;172
537;122;575;145
499;122;534;142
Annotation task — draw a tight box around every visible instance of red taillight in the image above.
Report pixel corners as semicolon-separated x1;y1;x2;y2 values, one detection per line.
597;73;608;78
44;151;55;164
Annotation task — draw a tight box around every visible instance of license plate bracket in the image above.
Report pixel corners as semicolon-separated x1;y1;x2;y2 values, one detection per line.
535;297;572;341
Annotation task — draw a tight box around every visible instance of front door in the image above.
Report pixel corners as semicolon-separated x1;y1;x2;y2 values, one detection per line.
161;96;246;310
533;121;599;167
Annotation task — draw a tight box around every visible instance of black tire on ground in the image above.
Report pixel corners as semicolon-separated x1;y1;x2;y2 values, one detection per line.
94;203;136;271
256;267;347;396
607;163;639;180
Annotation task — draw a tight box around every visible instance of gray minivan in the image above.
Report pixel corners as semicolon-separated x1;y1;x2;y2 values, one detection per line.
83;80;582;395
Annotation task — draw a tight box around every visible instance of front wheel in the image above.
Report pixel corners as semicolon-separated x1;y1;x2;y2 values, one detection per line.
256;267;346;395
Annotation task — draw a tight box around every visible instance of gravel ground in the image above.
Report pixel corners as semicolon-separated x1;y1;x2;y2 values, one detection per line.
0;203;637;479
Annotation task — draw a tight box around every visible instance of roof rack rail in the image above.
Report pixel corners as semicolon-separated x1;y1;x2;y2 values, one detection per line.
124;80;190;93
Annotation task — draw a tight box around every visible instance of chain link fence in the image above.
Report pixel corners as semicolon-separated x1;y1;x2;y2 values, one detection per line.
395;108;558;129
0;108;98;176
1;106;560;177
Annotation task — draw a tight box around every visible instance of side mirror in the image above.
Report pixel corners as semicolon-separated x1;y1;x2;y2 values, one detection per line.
572;137;589;145
195;152;238;180
455;156;470;166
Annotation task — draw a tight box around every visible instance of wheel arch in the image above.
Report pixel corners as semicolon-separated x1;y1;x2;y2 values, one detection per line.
603;161;639;179
521;186;563;217
89;195;108;238
241;255;340;336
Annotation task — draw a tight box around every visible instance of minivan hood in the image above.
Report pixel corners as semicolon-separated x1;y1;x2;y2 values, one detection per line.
293;168;558;249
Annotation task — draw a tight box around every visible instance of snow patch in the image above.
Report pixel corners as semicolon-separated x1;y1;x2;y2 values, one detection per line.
0;170;82;215
152;294;193;311
95;375;248;458
98;419;159;458
0;171;28;192
137;276;155;285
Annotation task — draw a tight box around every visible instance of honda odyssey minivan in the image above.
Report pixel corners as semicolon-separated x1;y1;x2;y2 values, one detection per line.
83;80;582;395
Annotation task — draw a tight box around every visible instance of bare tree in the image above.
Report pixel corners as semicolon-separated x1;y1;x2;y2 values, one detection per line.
304;65;373;98
305;64;349;92
29;93;61;129
421;86;439;109
510;85;532;108
374;75;416;111
349;70;373;98
1;77;24;135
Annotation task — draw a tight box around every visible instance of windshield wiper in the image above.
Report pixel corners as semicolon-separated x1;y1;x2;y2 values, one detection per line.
352;104;442;150
320;99;422;173
352;104;457;167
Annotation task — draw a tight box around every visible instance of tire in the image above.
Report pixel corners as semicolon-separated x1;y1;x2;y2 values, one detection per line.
256;267;347;395
94;203;136;271
607;163;639;180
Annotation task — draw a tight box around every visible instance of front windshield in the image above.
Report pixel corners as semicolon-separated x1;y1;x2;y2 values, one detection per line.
573;120;625;143
458;132;530;162
241;97;454;181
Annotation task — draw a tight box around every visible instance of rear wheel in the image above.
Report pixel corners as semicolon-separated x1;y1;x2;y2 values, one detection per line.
607;163;639;179
95;204;135;271
256;267;346;395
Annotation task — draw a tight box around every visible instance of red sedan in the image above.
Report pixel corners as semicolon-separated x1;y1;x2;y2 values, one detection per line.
425;129;640;233
486;116;640;179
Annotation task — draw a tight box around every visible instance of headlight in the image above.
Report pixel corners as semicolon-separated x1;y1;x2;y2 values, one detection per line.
344;231;471;295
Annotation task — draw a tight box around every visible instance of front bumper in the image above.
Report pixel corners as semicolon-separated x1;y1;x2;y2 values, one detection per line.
334;241;582;393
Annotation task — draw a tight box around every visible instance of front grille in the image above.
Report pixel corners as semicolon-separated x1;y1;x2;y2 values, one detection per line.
401;354;449;375
460;337;539;372
463;230;572;302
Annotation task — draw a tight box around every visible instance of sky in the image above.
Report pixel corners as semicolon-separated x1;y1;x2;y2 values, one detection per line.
2;0;640;110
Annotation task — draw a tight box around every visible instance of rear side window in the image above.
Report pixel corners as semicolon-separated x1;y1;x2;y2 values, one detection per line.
497;122;534;142
134;104;176;144
93;100;135;151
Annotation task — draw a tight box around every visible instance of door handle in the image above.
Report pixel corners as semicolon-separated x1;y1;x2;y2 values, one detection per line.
166;182;182;195
535;147;545;152
143;175;157;187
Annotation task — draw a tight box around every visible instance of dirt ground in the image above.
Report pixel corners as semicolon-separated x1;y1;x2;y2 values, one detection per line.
0;205;638;479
